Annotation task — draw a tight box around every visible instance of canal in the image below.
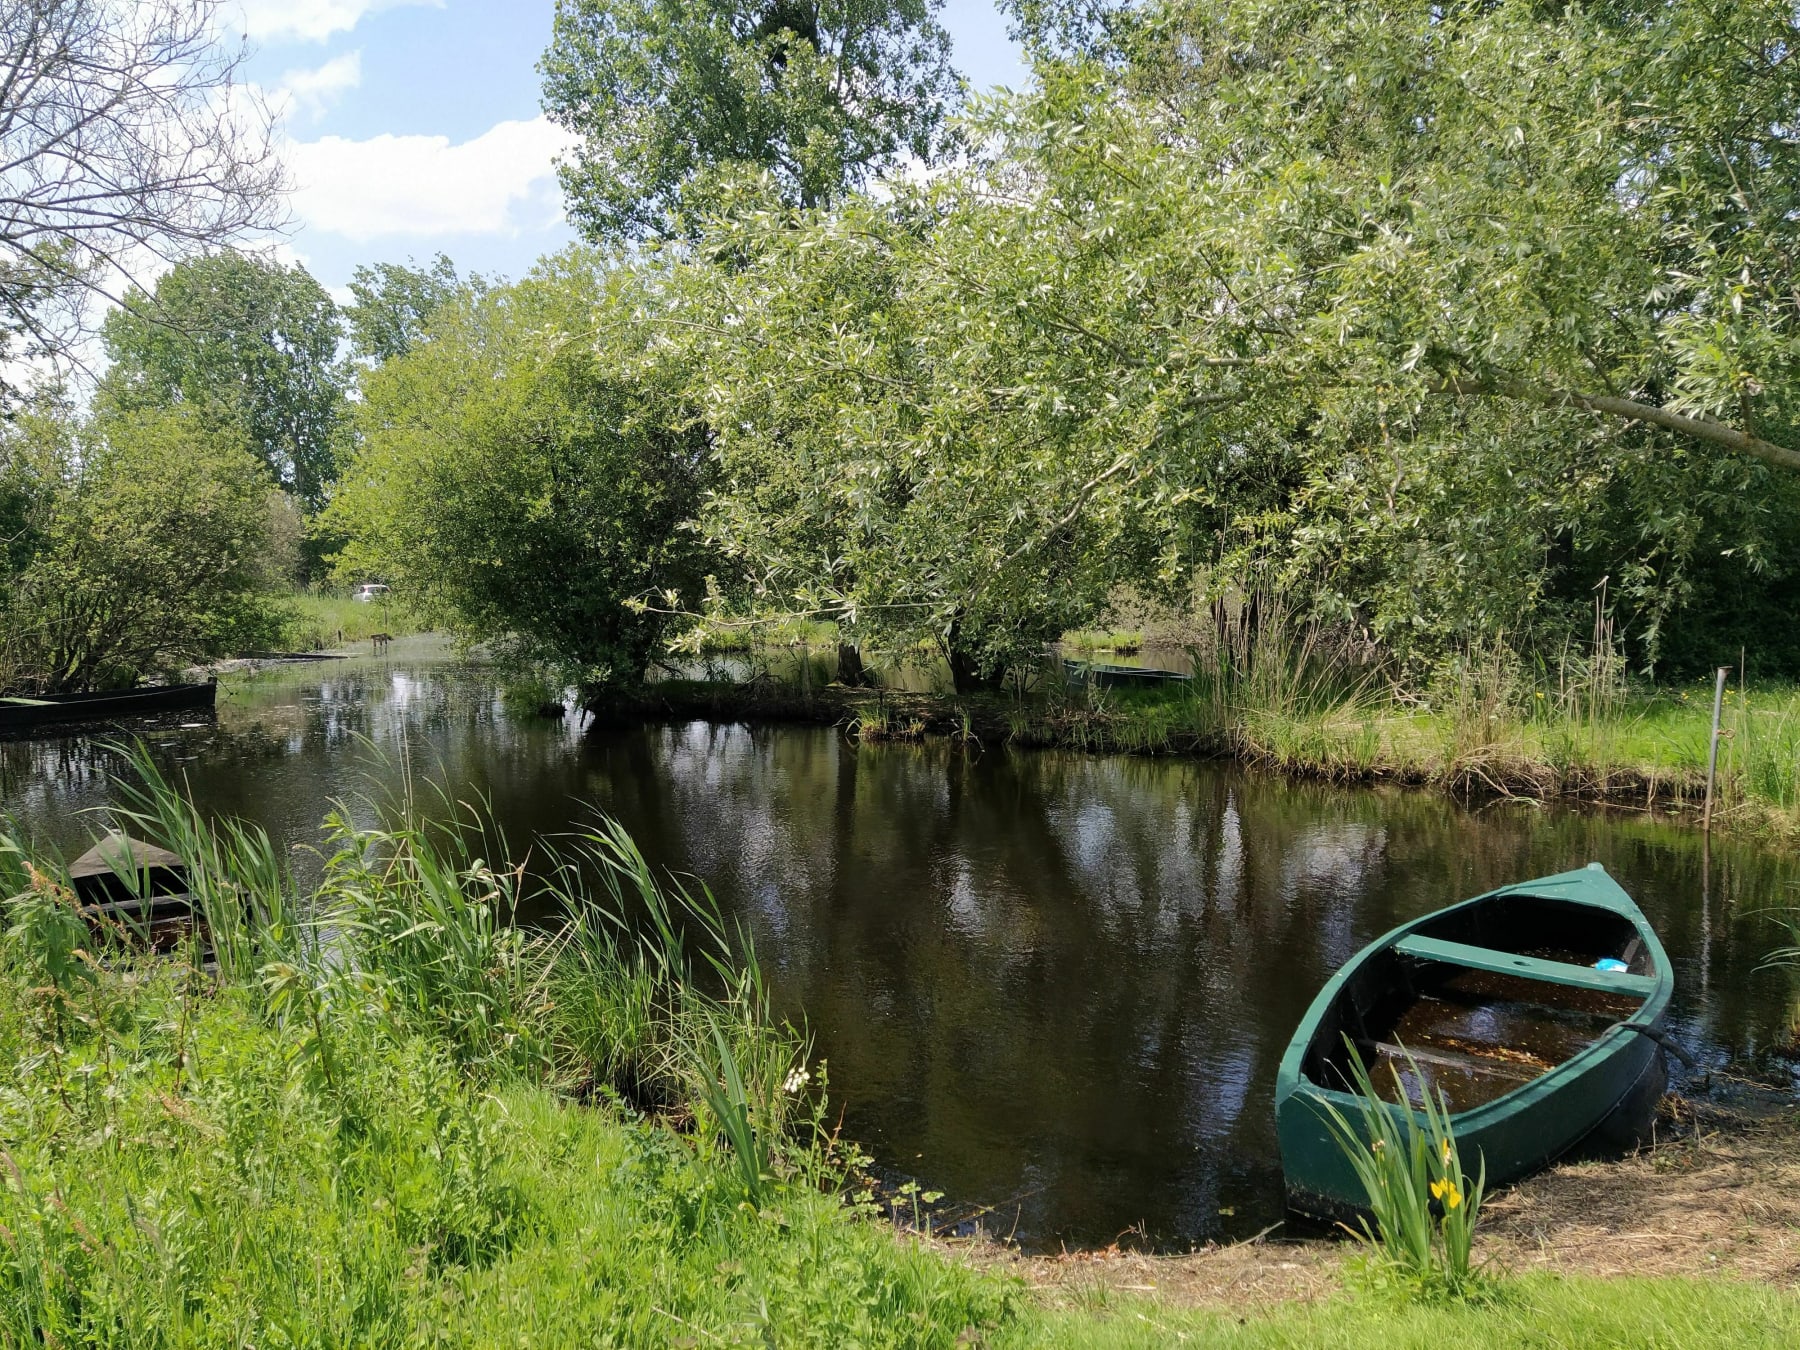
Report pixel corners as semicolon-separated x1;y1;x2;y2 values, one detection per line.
4;639;1796;1250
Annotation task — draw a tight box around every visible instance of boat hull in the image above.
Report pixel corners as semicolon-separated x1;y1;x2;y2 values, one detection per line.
1275;865;1674;1220
1062;659;1192;689
0;682;216;734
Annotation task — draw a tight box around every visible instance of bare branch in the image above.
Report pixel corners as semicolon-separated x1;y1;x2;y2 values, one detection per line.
0;0;290;393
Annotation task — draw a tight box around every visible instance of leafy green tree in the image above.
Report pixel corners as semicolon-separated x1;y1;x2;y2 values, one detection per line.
999;0;1136;62
98;253;348;511
0;396;69;585
675;0;1800;675
669;197;1176;689
2;408;279;693
344;254;464;364
328;251;714;694
541;0;962;241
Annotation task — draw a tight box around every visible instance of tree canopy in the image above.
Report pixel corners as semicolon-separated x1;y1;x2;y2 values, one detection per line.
328;251;714;691
98;252;348;512
541;0;962;241
344;254;465;364
1;405;278;693
649;0;1800;677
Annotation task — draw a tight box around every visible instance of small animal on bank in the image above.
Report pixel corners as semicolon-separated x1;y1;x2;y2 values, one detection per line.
370;632;392;654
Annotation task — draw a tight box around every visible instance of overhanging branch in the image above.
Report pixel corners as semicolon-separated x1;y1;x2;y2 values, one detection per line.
1431;375;1800;473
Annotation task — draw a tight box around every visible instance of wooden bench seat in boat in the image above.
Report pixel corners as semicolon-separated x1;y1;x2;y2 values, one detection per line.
1392;934;1658;998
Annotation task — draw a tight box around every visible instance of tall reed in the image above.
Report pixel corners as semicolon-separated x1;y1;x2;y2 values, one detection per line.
67;750;813;1201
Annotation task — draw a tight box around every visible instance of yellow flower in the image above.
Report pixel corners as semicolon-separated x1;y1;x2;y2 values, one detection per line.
1431;1177;1463;1210
1441;1138;1452;1165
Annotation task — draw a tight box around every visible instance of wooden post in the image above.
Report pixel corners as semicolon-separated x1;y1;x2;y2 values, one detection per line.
1703;666;1729;833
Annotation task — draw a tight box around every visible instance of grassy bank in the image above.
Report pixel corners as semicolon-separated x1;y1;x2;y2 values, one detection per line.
613;666;1800;838
276;588;427;650
5;762;1797;1345
1006;674;1800;829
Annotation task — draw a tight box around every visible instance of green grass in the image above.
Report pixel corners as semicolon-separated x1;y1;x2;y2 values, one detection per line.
0;965;1009;1346
1011;1276;1800;1348
276;588;426;650
1061;629;1145;655
4;754;1797;1345
695;617;842;652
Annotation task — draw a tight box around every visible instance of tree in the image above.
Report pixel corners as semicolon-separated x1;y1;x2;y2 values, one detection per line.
540;0;962;241
999;0;1136;63
670;0;1800;675
328;251;715;694
0;0;285;392
98;253;348;512
344;254;464;364
669;197;1174;690
1;406;278;693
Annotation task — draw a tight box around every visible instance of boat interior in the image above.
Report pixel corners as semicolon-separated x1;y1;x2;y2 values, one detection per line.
71;836;204;956
1302;893;1658;1113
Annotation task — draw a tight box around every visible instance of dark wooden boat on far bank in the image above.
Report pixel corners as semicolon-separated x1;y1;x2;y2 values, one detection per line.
0;681;216;734
1275;864;1674;1221
1062;658;1193;689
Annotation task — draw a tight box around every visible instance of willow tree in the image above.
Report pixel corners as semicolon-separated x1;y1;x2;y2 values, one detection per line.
677;0;1800;676
328;251;714;696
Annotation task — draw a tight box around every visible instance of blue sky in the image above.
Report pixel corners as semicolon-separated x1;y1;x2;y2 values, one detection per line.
228;1;1028;298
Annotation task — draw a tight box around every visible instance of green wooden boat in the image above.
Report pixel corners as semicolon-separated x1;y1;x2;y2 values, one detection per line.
1275;864;1674;1221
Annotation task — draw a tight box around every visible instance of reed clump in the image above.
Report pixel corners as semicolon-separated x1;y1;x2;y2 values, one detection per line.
0;751;1019;1344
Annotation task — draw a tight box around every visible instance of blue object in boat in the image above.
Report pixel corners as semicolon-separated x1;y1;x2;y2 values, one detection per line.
1594;957;1629;973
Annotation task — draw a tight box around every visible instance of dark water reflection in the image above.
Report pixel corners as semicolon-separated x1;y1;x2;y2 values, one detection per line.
4;642;1798;1249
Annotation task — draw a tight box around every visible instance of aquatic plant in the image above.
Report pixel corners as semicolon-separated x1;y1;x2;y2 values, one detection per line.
1313;1038;1488;1301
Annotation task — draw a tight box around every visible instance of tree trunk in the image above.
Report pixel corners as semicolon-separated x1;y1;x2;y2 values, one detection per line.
836;641;868;687
945;620;999;695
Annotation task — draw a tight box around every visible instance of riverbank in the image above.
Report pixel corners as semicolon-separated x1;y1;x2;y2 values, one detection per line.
276;588;425;650
611;673;1800;843
3;775;1797;1346
968;1083;1800;1301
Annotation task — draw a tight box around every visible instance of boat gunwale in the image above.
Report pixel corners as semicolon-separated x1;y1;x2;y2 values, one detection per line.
1275;865;1675;1131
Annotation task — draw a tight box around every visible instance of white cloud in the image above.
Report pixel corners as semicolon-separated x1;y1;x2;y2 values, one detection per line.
275;51;362;122
231;0;441;45
287;117;578;241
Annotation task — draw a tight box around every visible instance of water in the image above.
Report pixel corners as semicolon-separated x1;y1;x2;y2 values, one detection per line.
4;639;1797;1250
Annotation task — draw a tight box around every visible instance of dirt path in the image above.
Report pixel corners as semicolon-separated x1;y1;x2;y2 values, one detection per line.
949;1087;1800;1312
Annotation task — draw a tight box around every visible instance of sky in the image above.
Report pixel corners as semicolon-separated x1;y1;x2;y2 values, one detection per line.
229;1;1030;300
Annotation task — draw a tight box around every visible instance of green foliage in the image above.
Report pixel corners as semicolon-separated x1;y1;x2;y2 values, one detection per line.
541;0;962;240
344;253;465;363
0;394;66;581
666;0;1800;680
0;764;1012;1347
329;249;714;692
98;252;348;511
1313;1040;1487;1301
1;407;282;693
